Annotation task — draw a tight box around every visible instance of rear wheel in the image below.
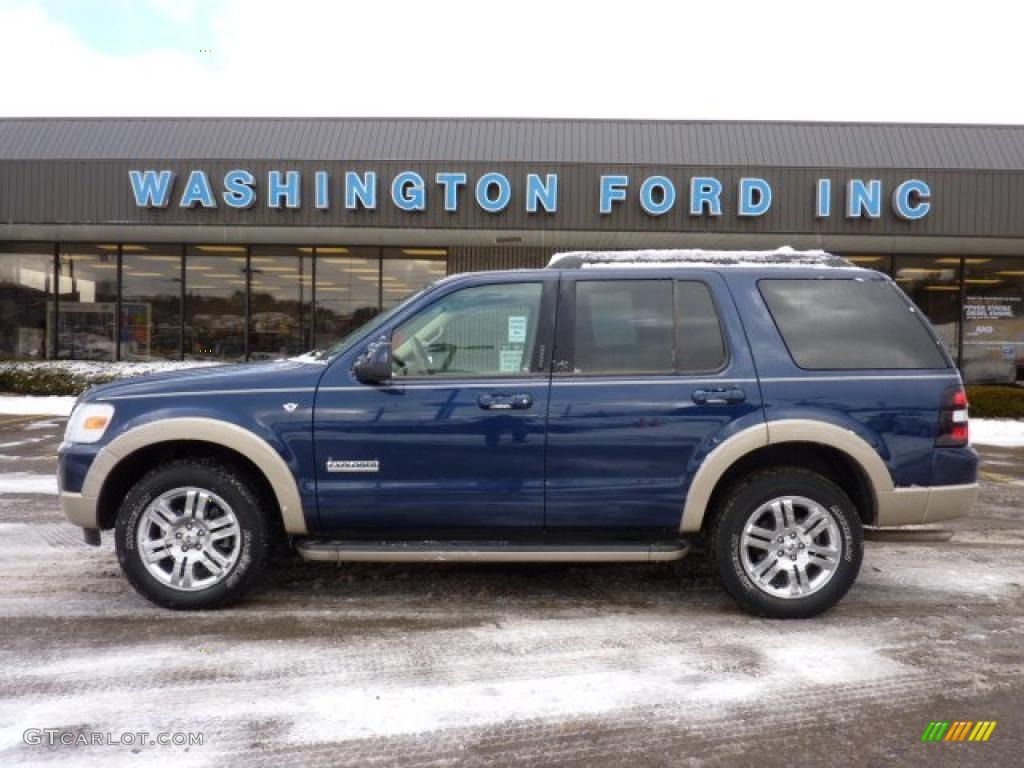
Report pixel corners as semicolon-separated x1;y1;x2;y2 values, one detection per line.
710;468;863;618
115;458;271;609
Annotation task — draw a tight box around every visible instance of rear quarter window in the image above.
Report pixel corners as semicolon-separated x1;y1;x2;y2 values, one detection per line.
758;278;950;370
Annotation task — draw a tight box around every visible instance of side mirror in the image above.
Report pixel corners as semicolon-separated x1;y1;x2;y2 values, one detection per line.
353;337;393;384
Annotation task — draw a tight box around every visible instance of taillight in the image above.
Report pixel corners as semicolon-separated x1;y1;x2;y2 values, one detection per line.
936;387;969;447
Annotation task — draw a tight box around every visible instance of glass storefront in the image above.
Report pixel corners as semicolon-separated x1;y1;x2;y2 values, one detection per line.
382;248;448;309
892;256;962;361
0;243;447;363
184;246;249;362
249;246;314;360
121;244;182;361
0;243;54;360
314;247;381;347
961;258;1024;384
57;244;119;360
2;242;1021;384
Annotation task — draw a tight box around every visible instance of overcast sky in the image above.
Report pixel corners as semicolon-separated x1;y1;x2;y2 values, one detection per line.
0;0;1021;123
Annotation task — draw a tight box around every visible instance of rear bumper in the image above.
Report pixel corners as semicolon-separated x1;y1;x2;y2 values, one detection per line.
875;483;978;526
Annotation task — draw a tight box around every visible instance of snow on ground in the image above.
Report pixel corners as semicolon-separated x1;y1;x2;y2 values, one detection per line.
0;473;57;495
972;418;1024;448
0;360;221;379
0;396;75;416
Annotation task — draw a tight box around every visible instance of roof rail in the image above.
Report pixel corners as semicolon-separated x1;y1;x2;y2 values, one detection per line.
547;247;855;270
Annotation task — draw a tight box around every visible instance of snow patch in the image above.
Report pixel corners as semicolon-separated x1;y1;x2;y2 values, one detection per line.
0;473;58;495
0;396;75;416
0;395;75;416
972;418;1024;448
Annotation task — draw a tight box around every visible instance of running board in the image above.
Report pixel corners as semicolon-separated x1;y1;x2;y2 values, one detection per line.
295;539;690;564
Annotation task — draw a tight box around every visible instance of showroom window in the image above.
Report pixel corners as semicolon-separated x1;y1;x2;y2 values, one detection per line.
121;244;183;361
382;248;448;309
892;256;962;361
961;257;1024;385
314;247;381;351
249;246;314;359
0;243;54;360
57;244;119;360
184;246;247;362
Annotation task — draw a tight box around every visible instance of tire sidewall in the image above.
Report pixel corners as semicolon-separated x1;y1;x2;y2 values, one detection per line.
714;469;864;618
116;460;268;609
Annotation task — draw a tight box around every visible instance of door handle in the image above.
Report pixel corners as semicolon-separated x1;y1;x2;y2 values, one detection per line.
478;393;533;410
692;387;746;406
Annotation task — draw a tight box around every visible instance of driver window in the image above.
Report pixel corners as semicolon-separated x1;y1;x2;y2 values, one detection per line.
392;282;543;377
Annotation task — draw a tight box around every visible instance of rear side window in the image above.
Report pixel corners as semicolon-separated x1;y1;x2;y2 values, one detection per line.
759;279;949;370
570;279;727;374
573;280;674;373
676;281;727;372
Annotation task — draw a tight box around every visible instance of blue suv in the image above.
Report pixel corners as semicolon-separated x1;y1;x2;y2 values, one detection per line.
57;249;979;618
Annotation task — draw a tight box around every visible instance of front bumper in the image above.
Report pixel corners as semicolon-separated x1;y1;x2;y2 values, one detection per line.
875;483;979;526
60;490;100;528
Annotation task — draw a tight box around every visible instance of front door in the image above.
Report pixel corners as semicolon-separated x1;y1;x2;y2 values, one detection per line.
314;276;556;532
544;272;763;530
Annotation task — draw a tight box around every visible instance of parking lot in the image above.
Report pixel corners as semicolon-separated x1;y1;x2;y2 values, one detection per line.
0;412;1022;767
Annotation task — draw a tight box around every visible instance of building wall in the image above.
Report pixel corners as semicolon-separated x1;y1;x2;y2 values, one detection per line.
4;159;1024;240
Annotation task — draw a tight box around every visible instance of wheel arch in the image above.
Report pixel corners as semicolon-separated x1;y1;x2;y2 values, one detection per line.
681;419;893;532
88;418;307;534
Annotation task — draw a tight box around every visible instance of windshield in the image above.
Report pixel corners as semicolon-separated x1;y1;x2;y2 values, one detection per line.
315;284;435;360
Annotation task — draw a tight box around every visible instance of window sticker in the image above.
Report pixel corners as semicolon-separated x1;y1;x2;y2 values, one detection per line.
508;316;528;344
499;345;524;372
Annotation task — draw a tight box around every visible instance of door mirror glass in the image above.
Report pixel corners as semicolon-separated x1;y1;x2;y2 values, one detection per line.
353;337;393;383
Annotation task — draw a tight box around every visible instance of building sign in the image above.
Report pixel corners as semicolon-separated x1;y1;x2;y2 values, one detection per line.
129;169;932;221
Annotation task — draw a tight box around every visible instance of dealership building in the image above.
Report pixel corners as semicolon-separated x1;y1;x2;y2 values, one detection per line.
1;117;1022;384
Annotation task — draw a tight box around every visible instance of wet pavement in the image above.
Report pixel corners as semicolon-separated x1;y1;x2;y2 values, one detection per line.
0;412;1021;767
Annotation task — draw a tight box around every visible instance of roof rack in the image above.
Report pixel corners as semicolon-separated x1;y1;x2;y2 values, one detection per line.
546;247;855;270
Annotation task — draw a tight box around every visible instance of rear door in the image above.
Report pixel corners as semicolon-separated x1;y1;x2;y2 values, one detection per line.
544;271;763;530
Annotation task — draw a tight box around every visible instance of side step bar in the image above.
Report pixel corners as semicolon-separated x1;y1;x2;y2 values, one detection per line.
296;539;690;564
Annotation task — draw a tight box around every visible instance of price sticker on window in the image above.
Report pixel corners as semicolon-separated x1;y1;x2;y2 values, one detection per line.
508;316;527;344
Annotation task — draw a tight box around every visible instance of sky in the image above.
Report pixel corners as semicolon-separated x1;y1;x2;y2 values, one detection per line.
0;0;1021;122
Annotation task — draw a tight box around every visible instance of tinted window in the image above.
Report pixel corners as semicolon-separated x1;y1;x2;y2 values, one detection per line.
573;280;674;374
392;282;542;377
759;279;949;370
676;281;727;372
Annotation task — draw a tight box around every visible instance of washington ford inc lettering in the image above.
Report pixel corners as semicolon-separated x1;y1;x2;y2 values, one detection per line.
128;169;933;220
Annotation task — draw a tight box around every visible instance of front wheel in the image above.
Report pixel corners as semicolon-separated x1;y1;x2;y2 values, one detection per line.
710;468;863;619
115;458;271;609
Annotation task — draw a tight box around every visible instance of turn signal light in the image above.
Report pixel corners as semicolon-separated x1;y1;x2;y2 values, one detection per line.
83;416;110;430
936;387;969;447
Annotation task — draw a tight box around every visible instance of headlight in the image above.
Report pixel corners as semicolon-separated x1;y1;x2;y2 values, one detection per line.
64;403;115;444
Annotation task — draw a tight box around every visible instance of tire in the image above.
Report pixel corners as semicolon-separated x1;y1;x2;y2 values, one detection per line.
710;467;863;619
115;457;272;610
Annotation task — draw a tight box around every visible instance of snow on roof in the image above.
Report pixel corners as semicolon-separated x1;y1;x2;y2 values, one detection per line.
547;247;856;270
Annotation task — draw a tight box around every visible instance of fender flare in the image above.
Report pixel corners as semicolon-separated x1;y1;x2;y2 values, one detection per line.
85;417;308;534
679;419;894;532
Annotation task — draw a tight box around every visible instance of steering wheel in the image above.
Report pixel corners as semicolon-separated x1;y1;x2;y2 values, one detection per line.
409;335;431;374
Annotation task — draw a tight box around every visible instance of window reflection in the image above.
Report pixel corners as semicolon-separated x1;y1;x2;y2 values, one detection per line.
382;248;447;309
314;247;381;350
121;245;182;360
249;246;313;360
962;257;1024;384
184;246;247;361
893;256;961;360
0;243;53;360
58;244;118;360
